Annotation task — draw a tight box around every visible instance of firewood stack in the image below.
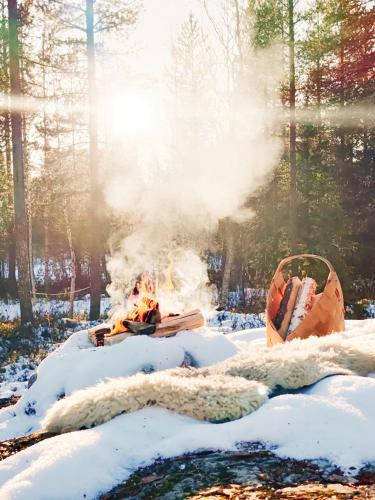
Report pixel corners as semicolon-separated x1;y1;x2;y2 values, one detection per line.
88;309;205;347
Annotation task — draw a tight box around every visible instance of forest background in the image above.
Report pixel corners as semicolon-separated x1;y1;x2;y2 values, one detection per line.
0;0;373;324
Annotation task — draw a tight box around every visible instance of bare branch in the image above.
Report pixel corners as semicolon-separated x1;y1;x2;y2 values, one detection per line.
49;0;85;13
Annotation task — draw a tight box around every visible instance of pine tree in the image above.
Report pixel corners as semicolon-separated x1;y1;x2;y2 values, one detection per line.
7;0;33;323
26;0;139;316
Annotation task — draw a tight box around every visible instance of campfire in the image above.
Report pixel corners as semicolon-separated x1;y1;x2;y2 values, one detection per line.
89;271;205;347
109;296;161;339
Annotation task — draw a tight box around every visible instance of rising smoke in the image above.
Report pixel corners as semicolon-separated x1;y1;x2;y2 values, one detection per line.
103;15;282;317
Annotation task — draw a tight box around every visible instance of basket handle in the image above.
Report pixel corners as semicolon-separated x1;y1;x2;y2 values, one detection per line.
274;254;336;277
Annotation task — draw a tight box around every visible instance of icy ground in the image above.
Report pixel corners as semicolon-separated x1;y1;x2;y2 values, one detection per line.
0;318;374;499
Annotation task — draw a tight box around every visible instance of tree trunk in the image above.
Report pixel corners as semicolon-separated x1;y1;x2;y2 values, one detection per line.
86;0;101;320
20;13;35;303
316;57;322;147
8;234;16;287
7;0;33;323
220;220;235;308
233;0;244;81
4;110;17;287
42;29;50;296
288;0;297;269
336;40;346;197
44;214;50;294
63;204;76;318
1;3;16;289
23;102;36;303
28;202;36;302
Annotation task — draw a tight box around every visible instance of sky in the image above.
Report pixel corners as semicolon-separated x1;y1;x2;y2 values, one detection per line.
125;0;214;77
106;0;311;85
98;0;217;119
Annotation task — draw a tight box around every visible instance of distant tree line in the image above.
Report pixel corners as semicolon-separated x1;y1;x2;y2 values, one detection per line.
237;0;374;304
205;0;374;307
0;0;139;322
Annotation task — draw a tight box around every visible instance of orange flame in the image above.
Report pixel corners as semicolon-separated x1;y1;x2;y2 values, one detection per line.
110;255;178;336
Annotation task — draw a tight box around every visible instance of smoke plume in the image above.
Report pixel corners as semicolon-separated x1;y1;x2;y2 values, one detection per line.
102;25;282;316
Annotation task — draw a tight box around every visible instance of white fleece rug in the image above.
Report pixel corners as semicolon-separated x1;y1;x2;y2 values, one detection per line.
0;328;237;440
42;326;375;433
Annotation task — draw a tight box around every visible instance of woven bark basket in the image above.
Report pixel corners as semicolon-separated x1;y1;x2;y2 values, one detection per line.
266;254;345;347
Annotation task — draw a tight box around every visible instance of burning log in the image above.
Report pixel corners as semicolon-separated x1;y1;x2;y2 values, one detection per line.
153;310;204;337
107;297;160;334
88;269;204;346
88;309;205;347
88;326;111;346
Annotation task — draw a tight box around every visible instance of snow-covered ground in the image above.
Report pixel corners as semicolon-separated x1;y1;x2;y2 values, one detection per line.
0;311;263;399
0;357;38;399
207;310;265;332
0;318;374;499
0;295;111;321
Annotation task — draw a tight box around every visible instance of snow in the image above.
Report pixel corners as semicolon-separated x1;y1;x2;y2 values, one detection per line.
237;375;375;469
0;357;38;399
0;328;238;440
0;318;375;499
207;310;265;332
0;295;111;321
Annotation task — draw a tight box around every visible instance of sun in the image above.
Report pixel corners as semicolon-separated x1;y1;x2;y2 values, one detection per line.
100;91;152;139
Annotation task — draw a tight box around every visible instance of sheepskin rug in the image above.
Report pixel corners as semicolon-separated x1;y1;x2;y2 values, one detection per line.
43;332;375;434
